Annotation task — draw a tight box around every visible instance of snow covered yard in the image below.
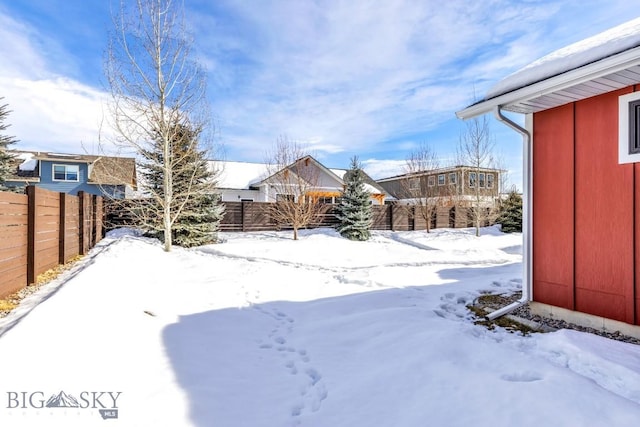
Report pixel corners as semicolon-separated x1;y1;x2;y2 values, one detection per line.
0;227;639;427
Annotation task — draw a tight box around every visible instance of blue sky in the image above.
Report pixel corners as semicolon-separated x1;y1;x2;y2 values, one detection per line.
1;1;639;187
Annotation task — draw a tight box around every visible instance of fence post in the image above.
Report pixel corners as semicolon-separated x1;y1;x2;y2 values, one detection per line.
389;204;394;231
59;193;66;264
91;195;97;247
241;201;246;232
95;196;103;242
79;191;86;255
411;206;416;231
26;186;37;285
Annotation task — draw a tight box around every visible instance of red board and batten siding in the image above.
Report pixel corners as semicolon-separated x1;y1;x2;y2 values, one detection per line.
636;160;640;323
533;103;575;310
533;86;639;325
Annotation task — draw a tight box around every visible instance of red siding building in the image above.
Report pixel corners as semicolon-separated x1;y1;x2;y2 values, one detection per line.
457;18;640;336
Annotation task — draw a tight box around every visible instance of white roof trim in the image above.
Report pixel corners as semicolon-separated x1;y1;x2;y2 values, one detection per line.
456;46;640;119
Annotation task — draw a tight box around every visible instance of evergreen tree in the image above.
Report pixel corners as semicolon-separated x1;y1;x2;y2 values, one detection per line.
498;189;522;233
337;157;373;241
139;120;224;247
0;99;17;189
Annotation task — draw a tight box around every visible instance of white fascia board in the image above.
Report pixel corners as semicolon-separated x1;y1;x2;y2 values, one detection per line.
456;46;640;120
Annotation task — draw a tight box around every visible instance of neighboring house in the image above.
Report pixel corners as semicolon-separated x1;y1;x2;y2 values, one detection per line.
457;18;640;336
377;165;502;206
213;156;388;204
5;150;137;199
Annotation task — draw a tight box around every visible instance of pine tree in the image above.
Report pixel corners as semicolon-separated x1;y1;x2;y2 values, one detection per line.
498;189;522;233
337;157;373;241
139;121;224;247
0;99;17;189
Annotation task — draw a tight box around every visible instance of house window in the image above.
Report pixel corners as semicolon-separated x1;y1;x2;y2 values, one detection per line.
629;100;640;154
53;164;79;182
479;173;485;188
469;172;476;188
487;174;494;189
428;176;435;187
437;174;445;186
318;197;333;204
409;178;420;191
448;173;456;185
618;91;640;163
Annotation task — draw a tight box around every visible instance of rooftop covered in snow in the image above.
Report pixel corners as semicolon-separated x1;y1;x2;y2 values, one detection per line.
457;17;640;119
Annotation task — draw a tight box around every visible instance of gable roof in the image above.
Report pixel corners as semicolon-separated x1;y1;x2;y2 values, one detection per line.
213;156;387;195
249;156;342;187
457;17;640;118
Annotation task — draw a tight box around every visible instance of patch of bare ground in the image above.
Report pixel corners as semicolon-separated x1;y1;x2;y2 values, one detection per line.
0;255;84;319
469;291;640;345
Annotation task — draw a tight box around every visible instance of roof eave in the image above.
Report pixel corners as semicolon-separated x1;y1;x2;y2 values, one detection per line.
456;45;640;120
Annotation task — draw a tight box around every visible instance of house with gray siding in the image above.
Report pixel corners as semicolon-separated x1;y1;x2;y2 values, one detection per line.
377;165;502;206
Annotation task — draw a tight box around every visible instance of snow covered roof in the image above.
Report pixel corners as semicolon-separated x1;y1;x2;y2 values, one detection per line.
214;159;387;195
213;161;269;189
16;152;38;171
457;17;640;118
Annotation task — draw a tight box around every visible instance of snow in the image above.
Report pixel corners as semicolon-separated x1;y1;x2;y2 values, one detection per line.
15;152;38;171
487;17;640;99
0;226;639;426
212;160;269;189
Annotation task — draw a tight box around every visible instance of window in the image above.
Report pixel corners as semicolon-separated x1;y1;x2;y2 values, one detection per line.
448;173;456;185
618;91;640;163
487;174;494;189
318;197;333;204
437;174;445;186
428;176;435;187
479;173;485;188
53;164;79;182
409;178;420;191
469;172;476;188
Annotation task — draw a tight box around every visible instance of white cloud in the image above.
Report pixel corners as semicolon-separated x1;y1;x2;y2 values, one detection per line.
1;76;109;154
195;0;577;161
0;8;111;155
361;158;406;180
3;0;640;176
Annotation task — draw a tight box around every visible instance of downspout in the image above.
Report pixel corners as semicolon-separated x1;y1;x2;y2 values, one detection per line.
487;106;532;320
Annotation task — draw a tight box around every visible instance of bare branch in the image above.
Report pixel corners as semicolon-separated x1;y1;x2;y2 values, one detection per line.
264;136;323;240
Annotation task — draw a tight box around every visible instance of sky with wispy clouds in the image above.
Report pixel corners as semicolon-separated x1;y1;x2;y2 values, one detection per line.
1;0;639;186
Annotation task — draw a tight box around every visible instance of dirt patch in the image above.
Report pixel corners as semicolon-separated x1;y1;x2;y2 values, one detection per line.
0;255;85;319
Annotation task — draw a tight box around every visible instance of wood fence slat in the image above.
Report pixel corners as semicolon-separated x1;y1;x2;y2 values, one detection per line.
0;187;102;290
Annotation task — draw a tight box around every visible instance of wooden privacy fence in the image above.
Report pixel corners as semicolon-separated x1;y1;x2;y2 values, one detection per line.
219;201;477;232
105;200;490;234
0;187;103;299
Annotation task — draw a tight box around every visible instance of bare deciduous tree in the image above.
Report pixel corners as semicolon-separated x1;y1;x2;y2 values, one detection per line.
399;143;440;232
457;115;500;236
264;136;322;240
104;0;220;251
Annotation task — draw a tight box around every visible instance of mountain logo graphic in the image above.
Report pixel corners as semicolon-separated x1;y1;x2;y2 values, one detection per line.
45;391;80;408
